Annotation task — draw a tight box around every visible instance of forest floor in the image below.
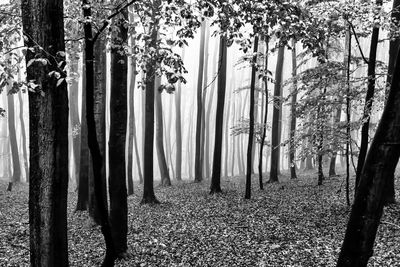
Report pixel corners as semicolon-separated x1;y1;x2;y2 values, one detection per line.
1;172;400;267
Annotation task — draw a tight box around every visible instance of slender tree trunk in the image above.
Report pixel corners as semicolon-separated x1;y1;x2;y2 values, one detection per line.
237;97;244;176
195;22;206;182
289;39;298;179
76;53;89;211
201;22;210;178
204;38;219;178
345;25;352;206
68;51;81;186
7;93;21;191
142;4;160;203
175;48;184;181
22;0;69;264
108;10;128;257
269;46;284;182
382;0;400;205
336;41;400;267
245;36;259;199
155;77;171;186
258;38;269;189
224;88;232;177
82;1;116;264
231;95;236;176
210;35;227;194
355;0;383;189
18;91;29;182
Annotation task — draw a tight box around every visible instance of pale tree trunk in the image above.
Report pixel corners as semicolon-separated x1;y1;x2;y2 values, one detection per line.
7;93;21;191
289;39;298;179
22;0;69;264
269;46;284;182
18;91;29;182
223;84;232;177
201;22;210;179
175;48;184;181
204;37;219;178
230;94;236;176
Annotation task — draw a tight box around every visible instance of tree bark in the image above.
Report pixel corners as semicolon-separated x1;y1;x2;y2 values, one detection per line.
336;41;400;267
269;46;284;182
355;0;383;189
258;38;269;190
245;35;259;199
82;1;117;264
175;48;184;181
289;39;298;179
210;35;227;194
108;10;128;257
155;77;172;186
195;21;206;182
382;0;400;205
76;52;89;211
141;0;161;203
22;0;69;264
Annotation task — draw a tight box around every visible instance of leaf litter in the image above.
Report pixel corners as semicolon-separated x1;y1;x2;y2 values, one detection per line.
0;173;399;266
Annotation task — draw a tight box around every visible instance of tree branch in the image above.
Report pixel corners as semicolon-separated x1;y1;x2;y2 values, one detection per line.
92;0;137;43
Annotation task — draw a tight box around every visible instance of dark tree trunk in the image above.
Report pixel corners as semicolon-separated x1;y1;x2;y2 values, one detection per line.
382;0;400;205
195;22;206;182
7;93;21;191
76;53;89;211
141;0;160;204
82;1;117;265
269;46;284;183
109;10;128;257
355;0;383;189
88;35;107;225
22;0;69;264
336;40;400;267
210;35;227;194
289;39;298;179
245;35;259;199
155;77;171;186
258;38;269;190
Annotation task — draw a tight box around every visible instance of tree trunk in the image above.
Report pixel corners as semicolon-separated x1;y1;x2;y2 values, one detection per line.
82;1;116;264
175;48;184;181
204;38;219;178
289;39;298;179
18;91;29;182
108;10;128;257
382;0;400;205
88;35;107;225
68;51;81;186
142;0;161;203
336;41;400;267
231;95;236;176
195;21;206;182
355;0;383;189
269;46;284;182
210;35;227;194
258;38;269;190
76;52;89;211
224;86;232;177
155;77;172;186
7;92;21;191
245;35;259;199
22;0;69;264
201;22;210;178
